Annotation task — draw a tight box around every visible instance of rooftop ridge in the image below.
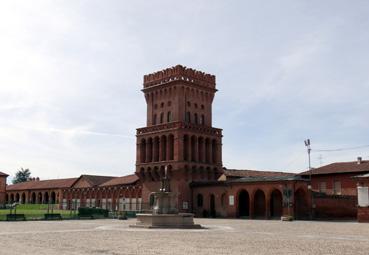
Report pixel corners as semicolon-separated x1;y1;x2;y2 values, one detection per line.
143;65;216;89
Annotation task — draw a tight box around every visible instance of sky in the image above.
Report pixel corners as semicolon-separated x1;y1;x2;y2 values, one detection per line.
1;0;369;181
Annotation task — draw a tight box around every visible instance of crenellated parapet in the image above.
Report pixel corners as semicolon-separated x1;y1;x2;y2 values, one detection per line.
143;65;216;89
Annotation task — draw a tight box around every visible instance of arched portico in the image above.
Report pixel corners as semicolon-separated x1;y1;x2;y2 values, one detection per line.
238;189;250;218
253;190;266;218
295;188;309;220
270;189;283;218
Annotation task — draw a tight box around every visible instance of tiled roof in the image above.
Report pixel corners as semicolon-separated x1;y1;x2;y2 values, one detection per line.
72;175;115;187
299;160;369;176
100;174;139;187
223;169;295;178
229;175;305;183
6;178;78;191
0;171;8;177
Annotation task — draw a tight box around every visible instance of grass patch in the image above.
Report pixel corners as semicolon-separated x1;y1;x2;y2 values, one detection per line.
0;204;77;220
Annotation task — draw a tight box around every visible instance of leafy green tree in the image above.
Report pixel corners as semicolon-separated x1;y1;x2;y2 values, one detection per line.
12;168;31;184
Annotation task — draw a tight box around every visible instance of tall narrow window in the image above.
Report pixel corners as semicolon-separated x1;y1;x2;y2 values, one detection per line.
153;114;157;125
194;113;198;124
167;111;172;123
160;112;164;124
186;112;191;123
200;115;205;125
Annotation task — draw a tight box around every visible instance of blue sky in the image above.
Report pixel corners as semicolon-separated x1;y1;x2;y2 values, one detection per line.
0;1;368;180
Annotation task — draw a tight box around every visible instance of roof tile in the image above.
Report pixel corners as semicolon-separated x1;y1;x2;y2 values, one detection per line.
6;178;77;191
300;160;369;175
100;174;139;187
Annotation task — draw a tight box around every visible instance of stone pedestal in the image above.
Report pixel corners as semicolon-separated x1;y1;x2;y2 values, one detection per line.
131;213;201;229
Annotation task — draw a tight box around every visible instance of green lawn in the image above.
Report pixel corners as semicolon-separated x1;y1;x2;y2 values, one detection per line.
0;204;77;221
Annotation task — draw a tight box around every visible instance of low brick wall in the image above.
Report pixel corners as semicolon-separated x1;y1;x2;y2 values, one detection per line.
313;193;357;219
357;207;369;222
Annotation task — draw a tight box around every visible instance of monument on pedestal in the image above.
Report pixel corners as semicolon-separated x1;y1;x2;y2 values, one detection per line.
130;167;201;229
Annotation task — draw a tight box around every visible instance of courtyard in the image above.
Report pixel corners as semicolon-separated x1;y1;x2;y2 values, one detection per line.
0;219;369;254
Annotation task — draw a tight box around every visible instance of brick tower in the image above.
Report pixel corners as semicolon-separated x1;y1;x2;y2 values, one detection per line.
136;65;222;212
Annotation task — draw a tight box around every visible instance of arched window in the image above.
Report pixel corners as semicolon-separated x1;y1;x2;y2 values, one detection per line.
197;194;203;207
185;112;191;123
153;114;157;125
167;111;172;123
194;113;198;124
160;112;164;124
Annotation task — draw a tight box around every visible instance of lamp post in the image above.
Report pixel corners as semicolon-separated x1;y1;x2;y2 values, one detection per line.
304;139;313;219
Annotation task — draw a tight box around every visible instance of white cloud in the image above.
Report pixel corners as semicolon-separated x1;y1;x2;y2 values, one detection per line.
0;0;368;180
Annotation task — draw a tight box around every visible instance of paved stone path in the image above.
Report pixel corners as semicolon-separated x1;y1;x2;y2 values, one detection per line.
1;218;369;254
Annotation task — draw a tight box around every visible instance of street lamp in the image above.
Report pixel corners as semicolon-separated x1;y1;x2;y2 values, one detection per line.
304;139;313;219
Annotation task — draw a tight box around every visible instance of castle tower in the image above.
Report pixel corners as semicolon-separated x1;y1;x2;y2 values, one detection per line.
136;65;222;212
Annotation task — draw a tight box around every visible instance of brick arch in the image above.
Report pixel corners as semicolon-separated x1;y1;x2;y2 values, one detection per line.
167;134;174;160
269;188;283;218
31;192;36;204
237;189;250;218
253;189;266;218
209;193;216;218
21;192;26;204
294;188;309;220
15;193;20;203
140;138;146;163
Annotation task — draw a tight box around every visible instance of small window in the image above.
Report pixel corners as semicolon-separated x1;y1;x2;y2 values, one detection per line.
153;114;157;125
194;113;198;124
167;112;172;122
201;104;204;110
319;182;326;193
197;194;203;207
160;112;164;124
161;102;164;108
334;181;341;195
187;101;191;107
194;103;198;109
167;101;171;106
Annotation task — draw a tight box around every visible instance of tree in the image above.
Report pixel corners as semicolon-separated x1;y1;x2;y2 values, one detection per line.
12;168;31;184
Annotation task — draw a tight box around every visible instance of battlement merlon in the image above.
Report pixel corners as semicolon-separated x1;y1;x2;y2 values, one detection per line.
143;65;216;89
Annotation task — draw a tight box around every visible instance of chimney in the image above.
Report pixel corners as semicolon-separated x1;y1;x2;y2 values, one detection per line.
357;157;362;164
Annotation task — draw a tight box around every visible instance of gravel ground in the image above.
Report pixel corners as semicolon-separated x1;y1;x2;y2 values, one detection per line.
0;218;369;255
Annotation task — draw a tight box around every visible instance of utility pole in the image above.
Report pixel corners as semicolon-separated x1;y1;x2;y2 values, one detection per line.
304;139;313;219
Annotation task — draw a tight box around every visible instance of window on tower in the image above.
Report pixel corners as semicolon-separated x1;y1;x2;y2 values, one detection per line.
160;112;164;124
185;112;191;123
200;114;205;125
167;111;172;122
153;114;157;125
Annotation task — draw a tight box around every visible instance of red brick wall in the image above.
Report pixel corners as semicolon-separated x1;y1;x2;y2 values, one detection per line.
0;176;6;206
192;181;310;219
311;173;358;196
313;194;357;219
357;207;369;222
